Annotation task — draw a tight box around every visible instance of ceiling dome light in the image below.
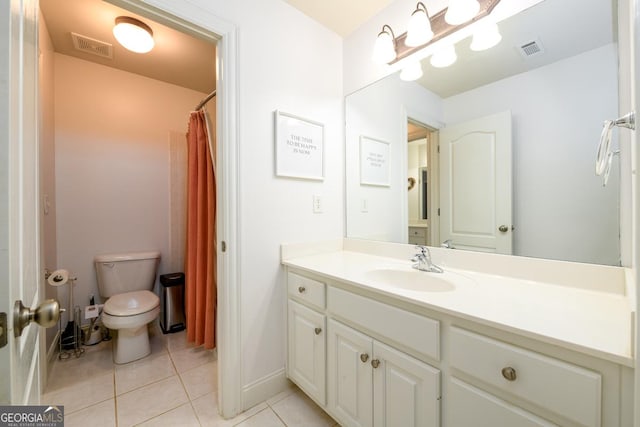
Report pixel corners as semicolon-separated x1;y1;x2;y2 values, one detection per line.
445;0;481;26
400;61;423;81
405;2;434;47
430;45;457;68
113;16;155;54
470;22;502;51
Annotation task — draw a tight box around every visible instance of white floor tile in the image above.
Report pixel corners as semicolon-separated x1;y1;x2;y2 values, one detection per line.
116;375;188;427
266;382;298;407
42;371;114;414
180;360;217;400
136;402;200;427
63;399;116;427
192;393;269;427
271;390;336;427
235;408;286;427
46;341;114;392
170;344;216;373
115;352;176;395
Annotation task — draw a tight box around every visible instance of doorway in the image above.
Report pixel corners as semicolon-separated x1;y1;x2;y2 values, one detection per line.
14;0;241;419
407;119;439;247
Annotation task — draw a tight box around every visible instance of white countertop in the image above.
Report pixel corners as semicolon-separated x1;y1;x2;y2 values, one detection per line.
282;248;634;367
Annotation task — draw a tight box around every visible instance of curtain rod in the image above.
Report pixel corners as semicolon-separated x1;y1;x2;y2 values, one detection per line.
195;89;216;110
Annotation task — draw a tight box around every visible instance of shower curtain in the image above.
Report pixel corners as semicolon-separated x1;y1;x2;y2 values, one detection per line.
185;105;217;349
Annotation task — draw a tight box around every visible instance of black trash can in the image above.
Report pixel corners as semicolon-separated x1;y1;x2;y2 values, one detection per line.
159;272;186;334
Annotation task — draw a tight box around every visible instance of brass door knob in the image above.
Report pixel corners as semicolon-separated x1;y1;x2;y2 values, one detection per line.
360;353;369;363
13;299;60;338
501;366;517;381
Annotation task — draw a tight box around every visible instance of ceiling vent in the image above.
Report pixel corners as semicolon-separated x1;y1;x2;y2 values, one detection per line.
517;38;545;59
71;32;113;59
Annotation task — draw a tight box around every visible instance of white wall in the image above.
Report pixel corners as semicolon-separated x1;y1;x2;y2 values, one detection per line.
38;9;57;354
346;74;442;243
443;44;620;265
143;0;345;404
54;54;206;325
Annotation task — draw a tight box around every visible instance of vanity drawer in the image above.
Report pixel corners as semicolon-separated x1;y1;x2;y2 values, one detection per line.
288;271;326;310
409;227;426;238
328;286;439;361
450;327;601;427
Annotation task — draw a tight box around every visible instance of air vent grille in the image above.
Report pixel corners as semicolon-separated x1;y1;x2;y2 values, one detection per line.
517;38;545;59
71;32;113;59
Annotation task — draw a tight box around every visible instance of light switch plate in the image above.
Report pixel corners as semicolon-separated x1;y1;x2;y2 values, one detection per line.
313;194;323;213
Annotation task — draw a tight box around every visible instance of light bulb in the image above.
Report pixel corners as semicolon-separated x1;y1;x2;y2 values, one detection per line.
405;4;434;47
430;45;457;68
372;27;397;64
470;22;502;51
400;61;423;81
445;0;481;26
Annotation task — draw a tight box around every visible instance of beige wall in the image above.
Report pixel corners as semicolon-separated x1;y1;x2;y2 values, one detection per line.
54;53;206;326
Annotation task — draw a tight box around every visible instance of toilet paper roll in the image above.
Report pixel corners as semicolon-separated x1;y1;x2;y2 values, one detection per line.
48;269;69;287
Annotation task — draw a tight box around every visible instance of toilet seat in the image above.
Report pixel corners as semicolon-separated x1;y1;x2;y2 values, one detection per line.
104;290;159;316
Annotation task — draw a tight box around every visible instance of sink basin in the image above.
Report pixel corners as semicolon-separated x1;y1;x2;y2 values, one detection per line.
363;268;458;292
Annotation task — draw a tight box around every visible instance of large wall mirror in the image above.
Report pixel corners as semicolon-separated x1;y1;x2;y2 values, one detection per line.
345;0;622;266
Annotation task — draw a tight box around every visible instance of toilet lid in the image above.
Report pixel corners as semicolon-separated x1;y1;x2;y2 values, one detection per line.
104;290;159;316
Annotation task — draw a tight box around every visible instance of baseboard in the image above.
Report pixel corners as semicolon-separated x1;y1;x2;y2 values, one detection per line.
241;368;288;411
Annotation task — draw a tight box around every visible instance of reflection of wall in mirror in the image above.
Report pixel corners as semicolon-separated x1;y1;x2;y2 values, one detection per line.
408;139;427;224
346;74;442;243
346;44;619;265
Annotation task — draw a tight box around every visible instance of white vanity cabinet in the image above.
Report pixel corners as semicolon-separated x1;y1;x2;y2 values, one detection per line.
287;272;327;405
327;319;440;427
448;327;602;427
284;263;630;427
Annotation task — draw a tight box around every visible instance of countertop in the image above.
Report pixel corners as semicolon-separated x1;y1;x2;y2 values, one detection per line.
282;248;634;367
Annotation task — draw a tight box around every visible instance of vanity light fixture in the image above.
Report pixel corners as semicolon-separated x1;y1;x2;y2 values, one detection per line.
372;24;397;64
372;0;500;66
400;61;423;81
405;2;434;47
470;22;502;51
430;45;457;68
445;0;481;25
113;16;155;54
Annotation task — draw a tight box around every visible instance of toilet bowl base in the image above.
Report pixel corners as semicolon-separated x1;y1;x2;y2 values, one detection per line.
113;324;151;364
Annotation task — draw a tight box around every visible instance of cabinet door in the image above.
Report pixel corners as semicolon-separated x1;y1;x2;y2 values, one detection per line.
447;378;557;427
288;300;326;404
373;341;441;427
327;319;373;427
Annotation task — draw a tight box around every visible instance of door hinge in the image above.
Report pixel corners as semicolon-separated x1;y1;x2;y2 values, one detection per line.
437;145;440;153
0;312;7;348
221;241;227;252
437;208;440;216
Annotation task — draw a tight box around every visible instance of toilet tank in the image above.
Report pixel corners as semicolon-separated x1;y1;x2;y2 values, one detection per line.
94;251;161;298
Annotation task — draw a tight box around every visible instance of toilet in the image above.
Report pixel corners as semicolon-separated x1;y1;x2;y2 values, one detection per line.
94;251;161;364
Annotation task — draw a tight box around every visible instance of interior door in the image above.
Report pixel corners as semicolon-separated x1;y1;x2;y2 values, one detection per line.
0;0;43;405
439;111;512;254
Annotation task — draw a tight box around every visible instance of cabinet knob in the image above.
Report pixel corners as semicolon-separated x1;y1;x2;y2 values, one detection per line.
371;359;380;369
298;286;306;293
314;327;322;335
501;366;517;381
498;225;509;233
360;353;369;363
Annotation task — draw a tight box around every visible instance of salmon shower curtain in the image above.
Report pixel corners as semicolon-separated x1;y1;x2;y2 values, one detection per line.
185;105;217;349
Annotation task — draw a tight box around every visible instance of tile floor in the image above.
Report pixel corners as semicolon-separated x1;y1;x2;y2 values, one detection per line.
43;324;338;427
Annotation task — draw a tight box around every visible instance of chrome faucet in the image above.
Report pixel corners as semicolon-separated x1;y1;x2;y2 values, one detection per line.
441;239;455;249
411;246;443;273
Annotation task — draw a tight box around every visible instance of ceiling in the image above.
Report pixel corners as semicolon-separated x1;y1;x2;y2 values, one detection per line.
416;0;615;97
40;0;216;94
283;0;394;37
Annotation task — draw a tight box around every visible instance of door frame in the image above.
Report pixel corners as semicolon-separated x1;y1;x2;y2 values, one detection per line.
105;0;241;418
